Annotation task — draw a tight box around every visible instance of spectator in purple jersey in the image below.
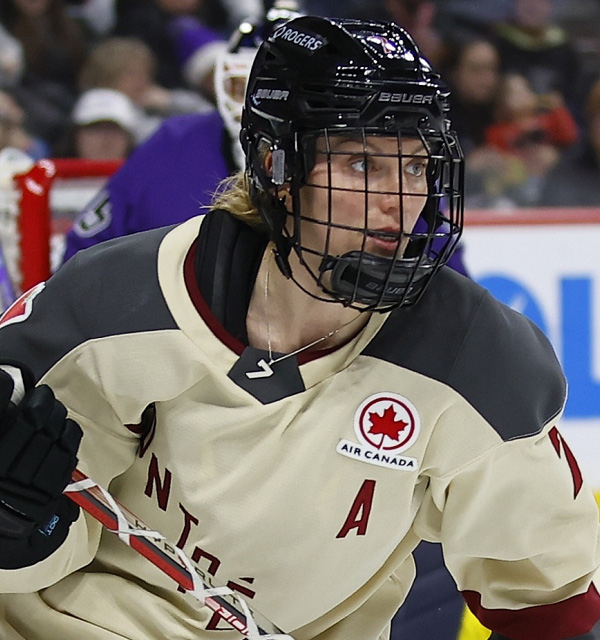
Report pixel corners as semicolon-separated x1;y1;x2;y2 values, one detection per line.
61;109;237;262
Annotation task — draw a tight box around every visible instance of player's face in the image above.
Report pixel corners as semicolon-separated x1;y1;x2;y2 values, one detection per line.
297;135;429;263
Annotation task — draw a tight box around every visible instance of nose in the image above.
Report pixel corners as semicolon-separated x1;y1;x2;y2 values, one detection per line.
375;171;402;222
376;180;427;235
377;190;401;221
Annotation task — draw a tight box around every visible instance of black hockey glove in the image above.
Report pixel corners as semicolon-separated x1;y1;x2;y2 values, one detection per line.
0;370;82;568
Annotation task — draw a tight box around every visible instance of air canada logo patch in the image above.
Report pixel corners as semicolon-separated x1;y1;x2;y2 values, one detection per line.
0;281;45;328
337;393;420;471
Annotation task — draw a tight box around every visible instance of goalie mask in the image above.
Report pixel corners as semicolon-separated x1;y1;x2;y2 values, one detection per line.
214;2;304;169
240;15;464;312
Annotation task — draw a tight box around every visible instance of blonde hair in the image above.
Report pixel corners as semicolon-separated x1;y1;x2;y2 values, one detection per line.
210;171;265;228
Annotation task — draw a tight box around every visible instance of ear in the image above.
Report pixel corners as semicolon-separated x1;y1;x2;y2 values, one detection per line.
264;149;273;174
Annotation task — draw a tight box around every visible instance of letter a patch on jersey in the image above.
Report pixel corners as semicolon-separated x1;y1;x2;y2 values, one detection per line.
337;392;420;471
336;479;376;538
0;281;45;328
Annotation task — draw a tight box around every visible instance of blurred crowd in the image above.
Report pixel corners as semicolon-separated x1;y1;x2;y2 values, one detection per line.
1;0;600;209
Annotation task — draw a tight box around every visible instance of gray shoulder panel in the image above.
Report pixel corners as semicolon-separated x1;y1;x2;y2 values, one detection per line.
0;226;179;382
363;268;566;441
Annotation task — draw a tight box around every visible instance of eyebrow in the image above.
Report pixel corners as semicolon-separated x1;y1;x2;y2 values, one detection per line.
323;137;390;154
321;138;427;158
319;135;367;150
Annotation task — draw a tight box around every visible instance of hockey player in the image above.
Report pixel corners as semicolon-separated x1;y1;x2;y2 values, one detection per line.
0;14;598;640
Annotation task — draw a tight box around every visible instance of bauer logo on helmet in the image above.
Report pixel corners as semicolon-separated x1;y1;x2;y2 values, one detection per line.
378;92;434;104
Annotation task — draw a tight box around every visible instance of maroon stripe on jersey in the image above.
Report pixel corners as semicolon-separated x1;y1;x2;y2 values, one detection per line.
184;237;348;366
462;585;600;639
183;240;245;355
125;422;145;434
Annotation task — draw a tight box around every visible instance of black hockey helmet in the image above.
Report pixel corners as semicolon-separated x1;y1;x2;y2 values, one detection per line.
240;15;464;311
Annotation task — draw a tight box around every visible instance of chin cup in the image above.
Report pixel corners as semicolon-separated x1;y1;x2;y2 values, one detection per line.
324;251;436;310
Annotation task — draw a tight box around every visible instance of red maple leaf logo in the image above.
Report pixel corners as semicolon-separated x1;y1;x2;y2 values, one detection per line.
368;406;408;441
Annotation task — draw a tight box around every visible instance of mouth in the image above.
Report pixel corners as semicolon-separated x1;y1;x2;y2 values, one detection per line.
366;228;402;255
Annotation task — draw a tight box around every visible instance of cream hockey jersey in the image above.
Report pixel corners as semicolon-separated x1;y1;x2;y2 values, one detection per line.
0;211;598;640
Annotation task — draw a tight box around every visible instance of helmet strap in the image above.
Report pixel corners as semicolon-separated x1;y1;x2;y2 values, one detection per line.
252;184;293;279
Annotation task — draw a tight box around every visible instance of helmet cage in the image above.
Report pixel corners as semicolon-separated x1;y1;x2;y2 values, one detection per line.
253;126;463;311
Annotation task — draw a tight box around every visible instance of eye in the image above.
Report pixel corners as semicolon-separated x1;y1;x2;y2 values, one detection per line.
405;159;427;178
350;156;373;173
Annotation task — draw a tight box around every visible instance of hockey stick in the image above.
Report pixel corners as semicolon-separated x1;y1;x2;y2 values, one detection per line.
0;367;291;639
64;468;293;640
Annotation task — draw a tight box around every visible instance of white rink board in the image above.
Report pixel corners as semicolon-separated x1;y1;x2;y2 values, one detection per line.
462;217;600;488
